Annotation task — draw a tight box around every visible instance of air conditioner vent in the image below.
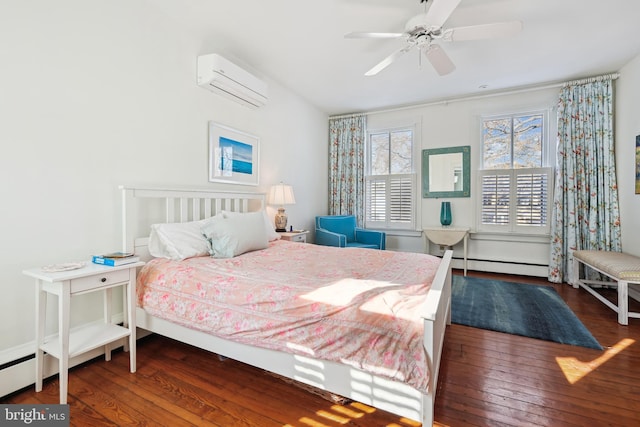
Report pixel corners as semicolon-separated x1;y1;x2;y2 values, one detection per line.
197;54;268;109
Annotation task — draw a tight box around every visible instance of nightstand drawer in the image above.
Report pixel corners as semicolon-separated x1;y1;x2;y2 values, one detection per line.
289;233;306;243
278;231;308;243
71;269;130;294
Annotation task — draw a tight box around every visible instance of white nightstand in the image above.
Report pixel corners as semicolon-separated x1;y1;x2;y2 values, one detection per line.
278;230;309;243
23;261;144;404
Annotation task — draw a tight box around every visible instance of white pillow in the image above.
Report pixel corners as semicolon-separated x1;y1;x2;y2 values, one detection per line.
201;211;269;258
149;217;216;260
222;210;280;242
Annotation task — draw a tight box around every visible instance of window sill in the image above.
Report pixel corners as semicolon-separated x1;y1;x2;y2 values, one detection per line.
380;229;423;238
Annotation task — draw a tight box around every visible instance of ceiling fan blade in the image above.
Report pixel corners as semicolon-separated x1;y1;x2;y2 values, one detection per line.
424;44;455;76
424;0;462;28
444;21;523;42
365;46;412;76
345;32;405;39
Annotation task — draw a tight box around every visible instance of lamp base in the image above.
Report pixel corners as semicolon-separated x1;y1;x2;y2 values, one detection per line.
275;228;287;232
275;207;288;232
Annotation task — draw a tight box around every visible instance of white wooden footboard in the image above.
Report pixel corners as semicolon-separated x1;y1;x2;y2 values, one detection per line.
121;185;451;425
421;249;452;425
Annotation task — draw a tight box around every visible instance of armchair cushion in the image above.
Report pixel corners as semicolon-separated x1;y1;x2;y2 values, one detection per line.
315;215;385;250
316;215;356;242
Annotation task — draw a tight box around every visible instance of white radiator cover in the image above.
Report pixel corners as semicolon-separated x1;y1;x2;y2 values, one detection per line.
197;54;268;109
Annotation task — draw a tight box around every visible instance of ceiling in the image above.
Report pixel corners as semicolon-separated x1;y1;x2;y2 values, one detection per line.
149;0;640;116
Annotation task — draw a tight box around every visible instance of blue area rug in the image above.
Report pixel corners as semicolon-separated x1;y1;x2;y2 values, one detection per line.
452;276;603;350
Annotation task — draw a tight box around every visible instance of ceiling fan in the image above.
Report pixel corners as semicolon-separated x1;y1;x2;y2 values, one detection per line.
346;0;522;76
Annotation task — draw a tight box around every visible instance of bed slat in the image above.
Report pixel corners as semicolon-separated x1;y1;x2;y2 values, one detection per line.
192;199;201;220
166;198;175;222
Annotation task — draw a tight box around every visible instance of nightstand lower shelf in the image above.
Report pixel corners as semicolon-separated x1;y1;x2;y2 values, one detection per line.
40;323;131;359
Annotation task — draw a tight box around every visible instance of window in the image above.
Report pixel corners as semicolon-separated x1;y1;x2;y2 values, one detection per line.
365;127;417;230
479;112;552;234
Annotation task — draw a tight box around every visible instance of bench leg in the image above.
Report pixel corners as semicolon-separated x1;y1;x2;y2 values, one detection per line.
618;280;629;325
572;256;580;288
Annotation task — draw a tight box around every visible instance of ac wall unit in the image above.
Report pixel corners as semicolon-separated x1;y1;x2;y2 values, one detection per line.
197;54;268;109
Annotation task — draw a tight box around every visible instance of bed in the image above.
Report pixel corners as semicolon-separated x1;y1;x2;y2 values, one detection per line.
120;185;452;426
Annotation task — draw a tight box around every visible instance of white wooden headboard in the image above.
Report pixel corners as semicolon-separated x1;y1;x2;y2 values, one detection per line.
120;186;266;257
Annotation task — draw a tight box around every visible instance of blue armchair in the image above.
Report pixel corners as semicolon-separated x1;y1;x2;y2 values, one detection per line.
315;215;386;250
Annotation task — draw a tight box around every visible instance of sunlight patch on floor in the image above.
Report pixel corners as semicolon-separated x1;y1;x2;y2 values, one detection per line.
390;417;422;427
349;401;376;414
316;409;351;424
289;400;423;427
330;405;364;418
556;338;635;384
297;417;332;427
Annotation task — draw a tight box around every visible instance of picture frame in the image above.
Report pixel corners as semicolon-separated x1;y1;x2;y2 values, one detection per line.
208;121;259;186
422;145;471;198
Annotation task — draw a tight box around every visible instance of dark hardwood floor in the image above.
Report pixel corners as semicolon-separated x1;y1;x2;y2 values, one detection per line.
4;270;640;426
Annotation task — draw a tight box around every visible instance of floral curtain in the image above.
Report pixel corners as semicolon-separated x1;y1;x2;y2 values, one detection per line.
328;115;366;223
548;78;621;283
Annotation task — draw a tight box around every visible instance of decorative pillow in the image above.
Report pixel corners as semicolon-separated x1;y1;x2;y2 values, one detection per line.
222;210;280;242
148;217;217;260
201;211;269;258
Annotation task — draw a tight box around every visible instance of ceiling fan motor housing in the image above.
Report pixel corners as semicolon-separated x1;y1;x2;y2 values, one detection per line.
405;13;442;38
406;13;430;32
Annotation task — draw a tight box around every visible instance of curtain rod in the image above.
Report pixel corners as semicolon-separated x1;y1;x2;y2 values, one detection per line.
328;112;365;121
562;72;620;87
329;72;621;119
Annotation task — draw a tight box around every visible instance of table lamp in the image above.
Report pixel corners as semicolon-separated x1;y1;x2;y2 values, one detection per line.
268;183;296;232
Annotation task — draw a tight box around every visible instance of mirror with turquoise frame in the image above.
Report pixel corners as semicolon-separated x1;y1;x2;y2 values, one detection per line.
422;145;471;198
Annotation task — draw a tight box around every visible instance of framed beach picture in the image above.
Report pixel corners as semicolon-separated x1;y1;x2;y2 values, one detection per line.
208;121;259;186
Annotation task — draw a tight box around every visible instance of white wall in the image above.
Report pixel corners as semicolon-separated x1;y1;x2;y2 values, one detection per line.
368;88;558;275
0;0;327;353
371;57;640;276
616;54;640;257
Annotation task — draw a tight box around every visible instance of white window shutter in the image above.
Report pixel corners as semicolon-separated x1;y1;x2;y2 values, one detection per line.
389;175;413;224
366;178;387;222
479;168;552;233
481;173;510;225
365;174;415;229
516;171;548;226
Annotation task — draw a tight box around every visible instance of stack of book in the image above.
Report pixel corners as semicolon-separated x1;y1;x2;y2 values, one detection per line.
92;252;140;267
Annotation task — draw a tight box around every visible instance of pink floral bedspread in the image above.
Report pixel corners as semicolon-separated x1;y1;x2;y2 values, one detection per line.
137;240;442;391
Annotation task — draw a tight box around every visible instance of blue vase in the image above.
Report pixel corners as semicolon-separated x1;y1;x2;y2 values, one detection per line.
440;201;452;226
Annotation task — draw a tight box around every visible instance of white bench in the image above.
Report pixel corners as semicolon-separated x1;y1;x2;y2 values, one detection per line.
572;250;640;325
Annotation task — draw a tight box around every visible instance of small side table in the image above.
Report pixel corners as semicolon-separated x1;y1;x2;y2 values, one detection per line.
423;227;470;276
278;230;309;243
23;261;144;404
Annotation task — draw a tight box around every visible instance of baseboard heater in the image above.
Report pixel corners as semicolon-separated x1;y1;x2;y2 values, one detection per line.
0;354;34;372
466;257;547;267
452;256;549;278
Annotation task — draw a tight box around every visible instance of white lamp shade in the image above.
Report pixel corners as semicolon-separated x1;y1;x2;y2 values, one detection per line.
268;183;296;205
